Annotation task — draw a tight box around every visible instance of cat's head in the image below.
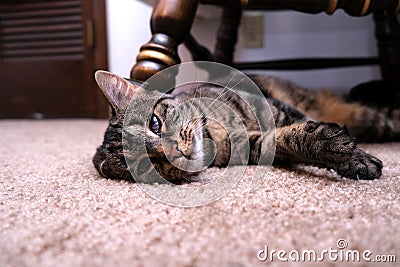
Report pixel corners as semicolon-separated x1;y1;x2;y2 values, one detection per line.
93;71;206;183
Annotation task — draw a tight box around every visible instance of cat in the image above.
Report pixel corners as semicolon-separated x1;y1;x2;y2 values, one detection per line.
93;70;400;183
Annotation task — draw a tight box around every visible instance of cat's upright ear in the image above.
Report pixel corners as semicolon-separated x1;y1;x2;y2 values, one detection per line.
95;70;141;113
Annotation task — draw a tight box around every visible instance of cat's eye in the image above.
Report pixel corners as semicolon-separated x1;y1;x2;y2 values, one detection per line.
149;114;162;135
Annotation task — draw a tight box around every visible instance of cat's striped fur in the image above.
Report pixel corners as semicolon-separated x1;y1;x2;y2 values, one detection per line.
93;71;399;182
251;75;400;143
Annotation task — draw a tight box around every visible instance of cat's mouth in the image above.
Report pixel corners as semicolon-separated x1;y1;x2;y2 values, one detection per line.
168;144;202;161
169;144;183;160
163;140;207;174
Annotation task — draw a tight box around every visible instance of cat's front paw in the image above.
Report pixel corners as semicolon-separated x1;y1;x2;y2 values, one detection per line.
304;121;356;163
336;149;383;180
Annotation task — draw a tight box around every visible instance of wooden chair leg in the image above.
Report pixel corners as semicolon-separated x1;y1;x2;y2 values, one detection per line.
213;0;242;65
130;0;198;82
374;11;400;89
183;34;214;61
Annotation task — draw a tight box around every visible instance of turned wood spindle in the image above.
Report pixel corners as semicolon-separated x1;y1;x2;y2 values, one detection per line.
130;0;198;82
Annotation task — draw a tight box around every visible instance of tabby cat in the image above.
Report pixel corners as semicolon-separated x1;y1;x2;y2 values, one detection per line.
93;70;400;182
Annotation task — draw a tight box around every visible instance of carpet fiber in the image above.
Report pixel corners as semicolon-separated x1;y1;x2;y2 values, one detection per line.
1;120;399;266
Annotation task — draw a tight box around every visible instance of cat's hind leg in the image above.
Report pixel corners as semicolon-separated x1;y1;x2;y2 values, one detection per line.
250;74;400;142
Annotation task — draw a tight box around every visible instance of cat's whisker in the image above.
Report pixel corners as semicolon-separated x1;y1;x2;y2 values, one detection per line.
188;86;203;118
226;77;246;92
197;88;232;119
188;82;199;116
183;69;204;118
223;70;238;90
194;72;238;118
192;122;204;133
203;95;235;119
199;78;246;120
196;74;244;120
191;121;204;134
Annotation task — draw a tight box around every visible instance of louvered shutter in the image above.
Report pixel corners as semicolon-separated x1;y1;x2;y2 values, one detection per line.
0;0;84;62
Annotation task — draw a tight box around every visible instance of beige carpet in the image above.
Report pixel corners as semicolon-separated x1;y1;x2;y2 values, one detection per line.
0;120;399;267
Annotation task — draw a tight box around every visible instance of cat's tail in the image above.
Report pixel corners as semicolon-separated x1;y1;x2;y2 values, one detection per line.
250;74;400;142
311;90;400;142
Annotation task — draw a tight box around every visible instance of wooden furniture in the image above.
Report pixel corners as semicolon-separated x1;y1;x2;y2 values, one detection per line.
130;0;400;89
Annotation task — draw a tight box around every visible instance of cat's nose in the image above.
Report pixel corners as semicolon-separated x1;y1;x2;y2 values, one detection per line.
169;144;182;160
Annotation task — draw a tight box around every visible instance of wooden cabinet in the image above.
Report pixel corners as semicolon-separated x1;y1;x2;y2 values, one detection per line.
0;0;109;118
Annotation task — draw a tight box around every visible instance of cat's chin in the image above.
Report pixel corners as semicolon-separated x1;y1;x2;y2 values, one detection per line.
170;156;206;173
186;151;202;161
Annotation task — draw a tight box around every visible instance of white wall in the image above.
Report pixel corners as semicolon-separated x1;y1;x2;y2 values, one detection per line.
106;1;380;93
235;11;380;93
105;0;152;78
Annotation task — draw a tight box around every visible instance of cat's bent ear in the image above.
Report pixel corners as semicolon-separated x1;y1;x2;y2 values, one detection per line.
95;70;141;113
